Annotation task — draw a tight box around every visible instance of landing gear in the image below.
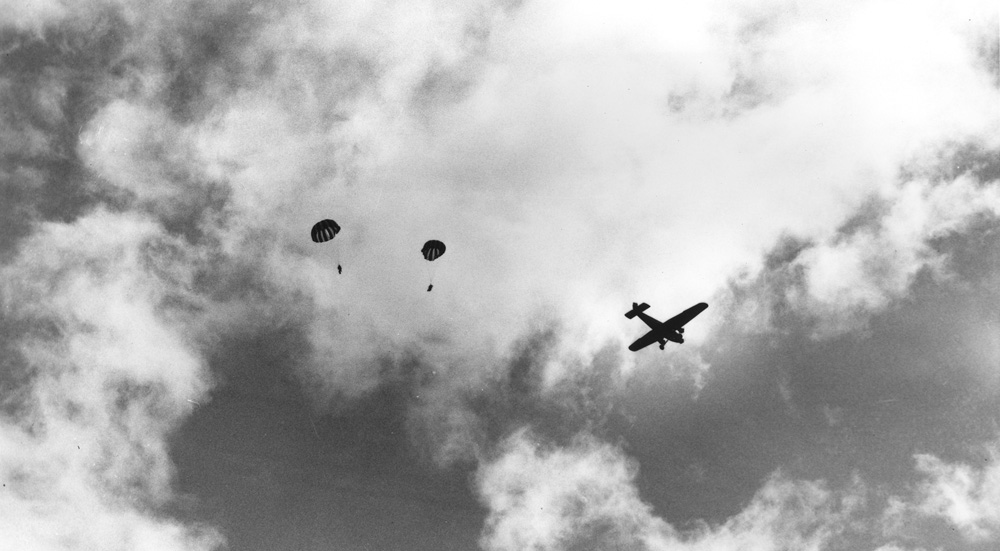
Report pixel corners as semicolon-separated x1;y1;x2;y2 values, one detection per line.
659;340;666;350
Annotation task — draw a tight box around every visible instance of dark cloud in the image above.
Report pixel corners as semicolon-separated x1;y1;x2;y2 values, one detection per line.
971;14;1000;88
344;318;633;471
0;9;131;256
900;141;1000;186
466;326;625;449
157;1;281;123
834;195;893;241
409;15;500;117
168;304;542;550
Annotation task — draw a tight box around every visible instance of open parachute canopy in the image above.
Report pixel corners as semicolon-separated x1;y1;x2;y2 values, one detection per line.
421;240;446;261
311;219;341;243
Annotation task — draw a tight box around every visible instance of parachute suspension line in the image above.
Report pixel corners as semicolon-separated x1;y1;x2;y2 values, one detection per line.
425;263;437;292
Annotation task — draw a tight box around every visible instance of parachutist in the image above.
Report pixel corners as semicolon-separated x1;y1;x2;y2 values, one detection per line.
312;220;344;276
421;240;446;291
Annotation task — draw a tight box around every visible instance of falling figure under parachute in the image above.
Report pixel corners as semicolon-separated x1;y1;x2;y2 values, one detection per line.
311;219;343;274
421;240;446;292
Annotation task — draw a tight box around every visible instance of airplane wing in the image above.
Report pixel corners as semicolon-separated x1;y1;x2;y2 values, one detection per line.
661;302;709;329
628;330;663;352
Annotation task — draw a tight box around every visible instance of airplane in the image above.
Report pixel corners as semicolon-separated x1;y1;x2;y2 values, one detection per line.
625;302;708;351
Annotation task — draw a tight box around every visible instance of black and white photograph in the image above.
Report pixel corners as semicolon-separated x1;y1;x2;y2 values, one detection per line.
2;0;1000;549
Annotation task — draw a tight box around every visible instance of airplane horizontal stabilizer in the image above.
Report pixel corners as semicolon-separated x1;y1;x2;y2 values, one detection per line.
625;302;650;319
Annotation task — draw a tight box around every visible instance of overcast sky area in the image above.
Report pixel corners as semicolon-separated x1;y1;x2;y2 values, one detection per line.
2;0;1000;550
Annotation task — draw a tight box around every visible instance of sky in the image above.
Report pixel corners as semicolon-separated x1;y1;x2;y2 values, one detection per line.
1;0;1000;550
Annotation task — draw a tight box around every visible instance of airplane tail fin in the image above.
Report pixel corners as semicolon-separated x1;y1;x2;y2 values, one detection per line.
625;302;650;319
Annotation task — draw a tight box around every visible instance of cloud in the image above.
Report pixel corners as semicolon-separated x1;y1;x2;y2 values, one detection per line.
0;211;220;550
476;428;670;551
0;0;67;33
476;428;868;551
719;172;1000;339
909;446;1000;541
47;0;998;407
398;322;632;468
873;441;1000;548
872;545;932;551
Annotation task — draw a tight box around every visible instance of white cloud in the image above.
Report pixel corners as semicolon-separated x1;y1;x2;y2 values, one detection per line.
0;210;220;550
476;428;673;551
910;447;1000;541
79;101;203;207
872;544;932;551
64;0;1000;401
476;429;866;551
790;176;1000;337
0;0;67;34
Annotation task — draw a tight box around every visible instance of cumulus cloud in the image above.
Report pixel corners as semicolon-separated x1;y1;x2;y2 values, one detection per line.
476;428;868;551
909;446;1000;541
720;173;1000;339
476;428;671;551
0;211;220;550
47;0;998;403
870;441;1000;549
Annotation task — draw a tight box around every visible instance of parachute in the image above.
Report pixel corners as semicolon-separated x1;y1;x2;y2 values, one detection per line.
421;240;446;291
311;219;341;243
421;240;446;261
311;219;343;274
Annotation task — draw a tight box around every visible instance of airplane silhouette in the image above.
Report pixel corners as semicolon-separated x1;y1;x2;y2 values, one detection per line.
625;302;708;351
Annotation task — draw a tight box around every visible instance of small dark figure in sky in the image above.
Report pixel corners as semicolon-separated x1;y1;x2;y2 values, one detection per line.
338;264;342;274
427;284;433;292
